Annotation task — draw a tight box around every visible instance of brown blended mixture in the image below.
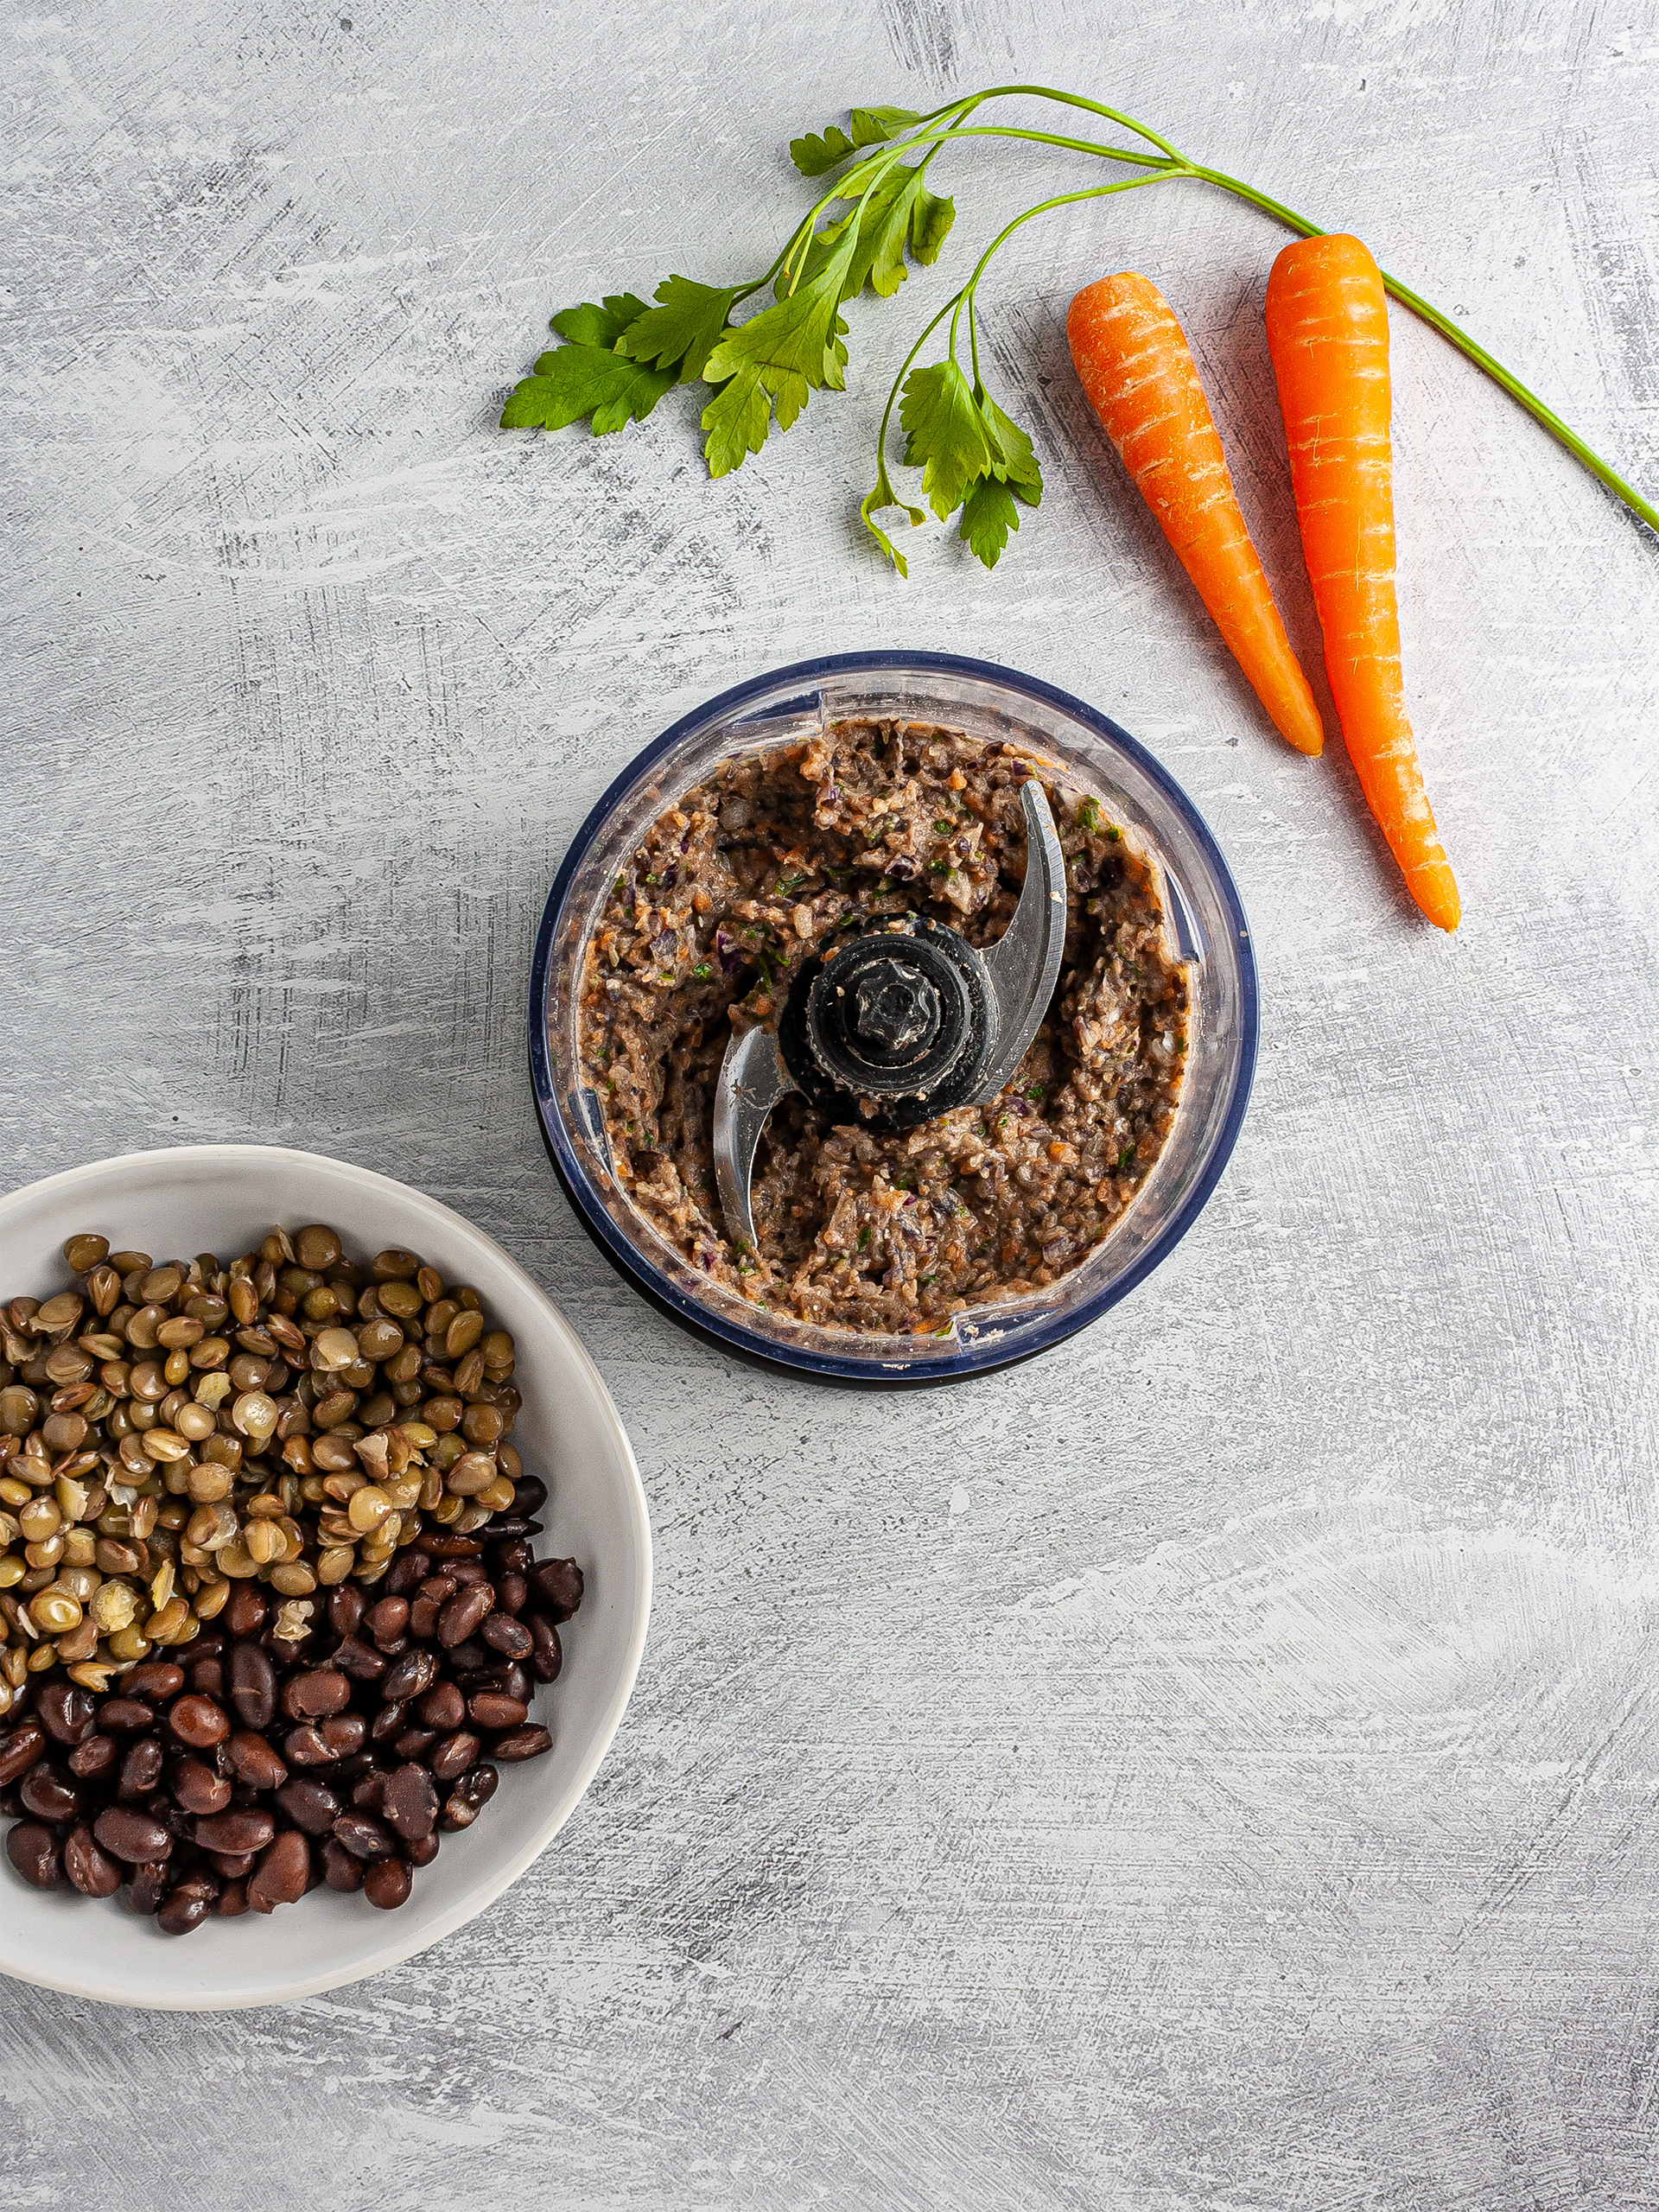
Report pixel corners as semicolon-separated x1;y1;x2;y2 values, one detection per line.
577;719;1190;1336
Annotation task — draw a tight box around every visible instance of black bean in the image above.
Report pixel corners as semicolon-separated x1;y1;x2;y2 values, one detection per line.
493;1538;535;1575
394;1729;437;1762
275;1778;340;1836
495;1571;529;1617
383;1764;439;1843
317;1713;365;1758
93;1806;174;1862
169;1694;230;1750
6;1821;65;1889
321;1837;365;1891
218;1877;250;1916
283;1725;332;1767
173;1759;233;1815
363;1856;412;1910
529;1618;563;1683
196;1808;276;1855
415;1681;465;1732
459;1763;499;1810
36;1681;96;1745
330;1637;387;1681
99;1698;156;1733
158;1878;216;1936
468;1692;529;1733
230;1642;277;1731
124;1660;188;1703
64;1822;122;1897
327;1583;366;1638
512;1475;548;1516
365;1596;410;1649
68;1733;119;1780
223;1585;268;1640
493;1726;553;1763
481;1613;533;1661
282;1670;350;1720
527;1557;584;1622
381;1649;437;1704
118;1738;164;1800
189;1659;226;1701
370;1701;408;1743
332;1810;395;1860
386;1550;429;1599
350;1770;388;1812
407;1830;441;1867
429;1731;480;1783
226;1730;289;1791
207;1849;257;1878
19;1765;79;1822
124;1860;171;1915
0;1720;46;1783
248;1829;310;1911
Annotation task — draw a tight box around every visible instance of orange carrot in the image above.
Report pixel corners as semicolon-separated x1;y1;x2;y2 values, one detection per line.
1265;233;1460;931
1067;272;1324;759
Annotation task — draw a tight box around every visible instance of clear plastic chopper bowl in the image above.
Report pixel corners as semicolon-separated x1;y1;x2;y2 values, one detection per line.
529;652;1257;1385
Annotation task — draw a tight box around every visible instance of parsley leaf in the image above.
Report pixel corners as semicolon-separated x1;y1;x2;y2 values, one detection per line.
618;276;741;384
957;477;1020;565
700;363;772;478
900;359;995;520
977;389;1043;503
501;341;675;435
790;106;919;176
788;161;956;306
848;164;957;299
701;224;857;467
892;359;1045;569
790;124;855;176
852;105;922;144
550;295;647;348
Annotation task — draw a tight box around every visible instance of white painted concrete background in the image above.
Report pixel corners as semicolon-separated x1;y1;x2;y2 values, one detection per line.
3;0;1657;2202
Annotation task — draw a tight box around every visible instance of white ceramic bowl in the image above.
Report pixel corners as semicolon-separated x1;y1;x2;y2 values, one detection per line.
0;1144;651;2010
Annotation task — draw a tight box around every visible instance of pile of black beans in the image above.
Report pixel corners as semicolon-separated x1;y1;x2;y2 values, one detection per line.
0;1476;582;1931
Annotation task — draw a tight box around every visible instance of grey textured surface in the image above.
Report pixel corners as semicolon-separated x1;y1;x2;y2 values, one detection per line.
3;0;1657;2204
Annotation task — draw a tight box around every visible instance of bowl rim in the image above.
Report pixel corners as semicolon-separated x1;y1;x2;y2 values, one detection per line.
528;650;1259;1385
0;1141;652;2011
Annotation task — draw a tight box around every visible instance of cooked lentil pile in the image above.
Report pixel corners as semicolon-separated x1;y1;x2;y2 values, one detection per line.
0;1224;583;1925
0;1227;530;1715
580;718;1190;1334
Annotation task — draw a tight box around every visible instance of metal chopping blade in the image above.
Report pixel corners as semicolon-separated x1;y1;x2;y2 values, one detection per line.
713;1021;801;1253
711;779;1068;1255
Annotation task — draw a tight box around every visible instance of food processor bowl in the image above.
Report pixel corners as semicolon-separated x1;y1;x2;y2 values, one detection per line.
528;652;1257;1384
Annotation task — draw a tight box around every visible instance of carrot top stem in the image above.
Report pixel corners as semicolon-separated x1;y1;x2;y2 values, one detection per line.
849;86;1659;559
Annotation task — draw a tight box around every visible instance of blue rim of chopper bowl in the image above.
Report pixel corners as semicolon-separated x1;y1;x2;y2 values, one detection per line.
528;651;1258;1386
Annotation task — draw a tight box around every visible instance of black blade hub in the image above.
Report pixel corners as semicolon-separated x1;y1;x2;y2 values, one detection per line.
778;918;994;1134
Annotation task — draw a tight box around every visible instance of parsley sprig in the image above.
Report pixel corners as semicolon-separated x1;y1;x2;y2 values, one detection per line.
503;84;1658;570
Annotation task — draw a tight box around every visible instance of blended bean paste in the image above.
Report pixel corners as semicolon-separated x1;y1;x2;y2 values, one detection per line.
579;719;1190;1335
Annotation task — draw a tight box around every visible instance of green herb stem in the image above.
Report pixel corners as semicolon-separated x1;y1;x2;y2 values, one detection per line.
876;89;1657;541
